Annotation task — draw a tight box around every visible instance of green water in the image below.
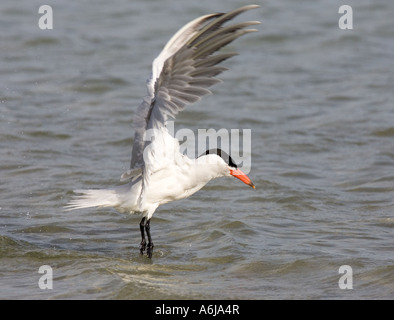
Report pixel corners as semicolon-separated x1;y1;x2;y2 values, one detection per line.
1;0;394;299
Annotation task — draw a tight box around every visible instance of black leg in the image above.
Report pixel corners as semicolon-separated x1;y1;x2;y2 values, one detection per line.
145;219;154;259
139;217;146;255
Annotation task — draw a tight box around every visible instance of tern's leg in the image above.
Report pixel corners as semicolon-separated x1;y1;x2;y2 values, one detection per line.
145;219;154;259
139;217;146;255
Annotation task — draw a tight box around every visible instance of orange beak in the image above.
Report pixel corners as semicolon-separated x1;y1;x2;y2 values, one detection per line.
230;168;255;189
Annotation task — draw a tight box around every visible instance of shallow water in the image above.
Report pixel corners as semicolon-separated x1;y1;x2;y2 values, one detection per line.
1;0;394;299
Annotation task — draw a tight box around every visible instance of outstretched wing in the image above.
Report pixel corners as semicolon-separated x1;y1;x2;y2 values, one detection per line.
128;5;260;172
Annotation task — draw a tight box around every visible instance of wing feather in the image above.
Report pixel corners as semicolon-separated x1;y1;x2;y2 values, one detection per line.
128;5;260;172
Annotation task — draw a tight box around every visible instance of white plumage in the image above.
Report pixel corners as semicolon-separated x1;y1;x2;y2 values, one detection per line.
66;5;259;258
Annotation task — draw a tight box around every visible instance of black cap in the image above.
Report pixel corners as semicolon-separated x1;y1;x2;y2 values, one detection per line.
202;148;238;169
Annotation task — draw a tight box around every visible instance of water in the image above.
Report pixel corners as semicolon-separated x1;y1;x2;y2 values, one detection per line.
1;0;394;299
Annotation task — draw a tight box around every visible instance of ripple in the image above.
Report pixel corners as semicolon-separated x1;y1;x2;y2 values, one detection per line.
26;131;71;140
18;225;73;234
371;127;394;137
65;77;128;93
24;37;60;47
2;0;394;300
280;171;321;179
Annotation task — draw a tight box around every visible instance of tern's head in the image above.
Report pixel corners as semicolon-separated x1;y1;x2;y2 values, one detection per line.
203;149;255;189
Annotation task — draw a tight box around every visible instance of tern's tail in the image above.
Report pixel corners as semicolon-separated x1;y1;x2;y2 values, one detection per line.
65;189;120;211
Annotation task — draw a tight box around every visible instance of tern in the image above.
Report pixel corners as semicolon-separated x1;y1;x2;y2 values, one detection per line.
66;5;259;258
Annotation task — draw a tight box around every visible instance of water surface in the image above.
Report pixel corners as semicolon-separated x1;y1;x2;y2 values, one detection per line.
1;0;394;299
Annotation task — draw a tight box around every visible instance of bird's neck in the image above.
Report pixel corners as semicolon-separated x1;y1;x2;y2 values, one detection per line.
191;155;226;183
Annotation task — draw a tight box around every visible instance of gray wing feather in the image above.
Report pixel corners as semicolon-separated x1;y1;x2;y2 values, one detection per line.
129;5;259;170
